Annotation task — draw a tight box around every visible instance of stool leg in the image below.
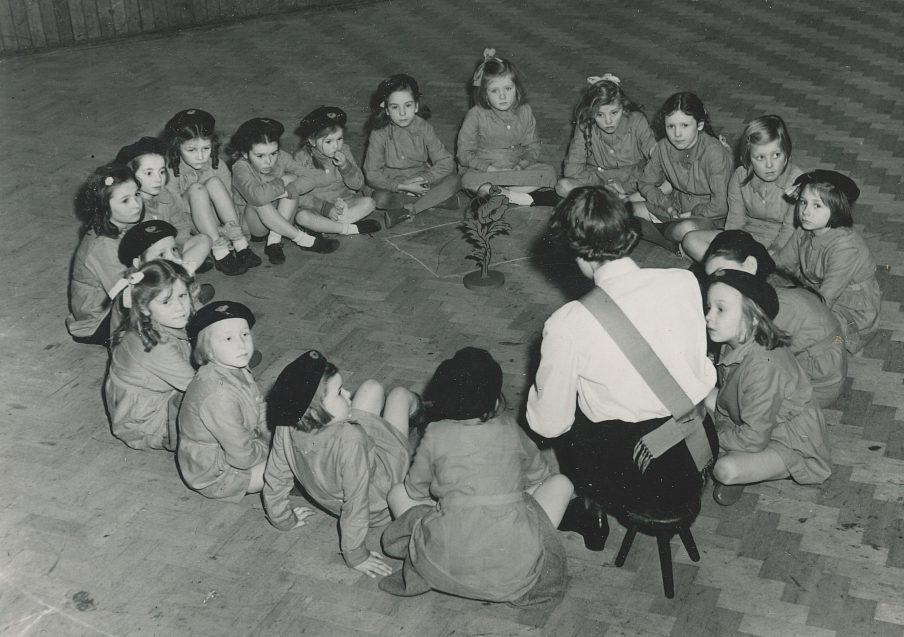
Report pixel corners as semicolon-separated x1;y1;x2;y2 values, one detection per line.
678;527;699;562
656;533;675;599
614;527;637;567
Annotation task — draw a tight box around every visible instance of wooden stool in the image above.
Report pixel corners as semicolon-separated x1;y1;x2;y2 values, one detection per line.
613;497;701;599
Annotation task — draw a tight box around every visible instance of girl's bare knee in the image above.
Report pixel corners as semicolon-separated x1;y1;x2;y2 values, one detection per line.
713;459;739;485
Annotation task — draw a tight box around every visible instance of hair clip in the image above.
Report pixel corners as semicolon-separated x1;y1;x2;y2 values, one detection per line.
587;73;621;86
104;176;115;186
472;47;498;87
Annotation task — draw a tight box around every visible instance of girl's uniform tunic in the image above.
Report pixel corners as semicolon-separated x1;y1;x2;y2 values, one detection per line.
66;230;126;338
105;327;193;451
773;285;847;408
364;117;456;191
166;159;232;197
230;151;312;211
385;416;560;602
292;149;366;216
178;364;269;502
562;111;655;194
773;227;881;354
715;340;832;484
637;133;733;221
261;409;409;568
144;188;195;244
724;164;803;250
457;104;556;190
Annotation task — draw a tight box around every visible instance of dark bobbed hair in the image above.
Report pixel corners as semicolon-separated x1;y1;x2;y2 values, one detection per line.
795;181;854;229
655;91;716;139
76;163;140;238
226;119;285;167
296;362;340;432
368;74;431;132
739;115;792;185
473;57;527;110
162;113;221;177
112;259;194;352
550;186;640;262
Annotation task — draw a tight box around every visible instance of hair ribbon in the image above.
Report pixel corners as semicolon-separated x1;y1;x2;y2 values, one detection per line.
108;271;145;309
587;73;621;86
472;48;497;87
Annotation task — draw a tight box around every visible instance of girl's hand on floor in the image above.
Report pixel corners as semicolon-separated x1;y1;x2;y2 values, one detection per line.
292;506;316;529
354;552;393;578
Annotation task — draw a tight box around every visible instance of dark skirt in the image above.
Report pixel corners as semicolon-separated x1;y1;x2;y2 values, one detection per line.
555;411;718;511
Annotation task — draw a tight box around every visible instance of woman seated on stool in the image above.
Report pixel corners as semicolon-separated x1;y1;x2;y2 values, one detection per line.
526;186;718;549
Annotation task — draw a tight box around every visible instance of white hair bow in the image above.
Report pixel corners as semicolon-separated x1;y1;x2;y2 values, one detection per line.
108;271;145;309
586;73;621;86
472;48;498;87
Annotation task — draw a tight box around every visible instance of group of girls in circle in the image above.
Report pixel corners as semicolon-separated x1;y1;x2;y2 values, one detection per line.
63;47;882;599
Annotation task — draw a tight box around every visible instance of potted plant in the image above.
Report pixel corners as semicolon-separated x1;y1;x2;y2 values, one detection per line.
460;188;512;290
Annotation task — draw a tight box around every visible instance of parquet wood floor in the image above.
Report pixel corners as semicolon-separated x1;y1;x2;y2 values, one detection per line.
1;0;903;634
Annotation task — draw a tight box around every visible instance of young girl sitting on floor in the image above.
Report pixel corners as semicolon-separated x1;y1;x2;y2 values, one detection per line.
178;301;269;502
105;260;196;451
67;164;144;345
263;350;416;577
292;106;381;238
380;347;572;609
163;108;256;276
228;117;336;264
115;136;212;275
556;74;655;200
682;115;803;261
456;49;558;207
773;170;881;355
705;270;832;505
364;74;462;228
636;91;733;251
703;230;847;408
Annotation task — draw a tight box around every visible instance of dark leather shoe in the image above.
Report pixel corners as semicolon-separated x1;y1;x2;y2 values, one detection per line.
299;235;340;254
559;498;609;551
264;243;286;265
198;283;215;304
713;482;745;506
354;219;382;234
214;252;247;276
236;247;262;269
383;208;412;228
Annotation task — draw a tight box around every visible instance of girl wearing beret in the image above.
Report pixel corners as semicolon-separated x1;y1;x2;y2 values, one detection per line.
177;301;269;502
162;108;254;276
380;348;572;608
773;170;881;355
105;260;196;451
364;74;463;228
703;230;847;408
457;50;558;207
636;92;733;252
705;270;832;505
292;106;381;238
116;137;212;275
228;117;338;264
262;351;414;577
67;164;143;345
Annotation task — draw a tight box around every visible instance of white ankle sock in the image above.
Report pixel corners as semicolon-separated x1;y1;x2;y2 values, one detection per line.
267;231;282;246
292;230;315;248
506;191;534;206
232;237;249;252
212;245;230;260
341;222;359;235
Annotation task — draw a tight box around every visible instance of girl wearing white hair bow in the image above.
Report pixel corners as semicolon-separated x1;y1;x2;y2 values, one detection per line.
557;74;656;202
105;260;197;451
456;48;559;207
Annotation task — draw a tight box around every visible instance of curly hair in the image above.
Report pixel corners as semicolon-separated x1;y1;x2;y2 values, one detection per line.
112;259;194;352
550;186;640;262
76;163;139;238
574;78;644;162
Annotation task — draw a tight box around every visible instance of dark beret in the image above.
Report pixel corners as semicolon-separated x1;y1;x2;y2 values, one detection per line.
297;106;347;141
708;269;779;320
427;347;502;421
268;350;328;428
233;118;285;147
187;301;256;341
115;137;167;165
164;108;216;136
707;230;776;277
792;170;860;204
118;220;178;266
